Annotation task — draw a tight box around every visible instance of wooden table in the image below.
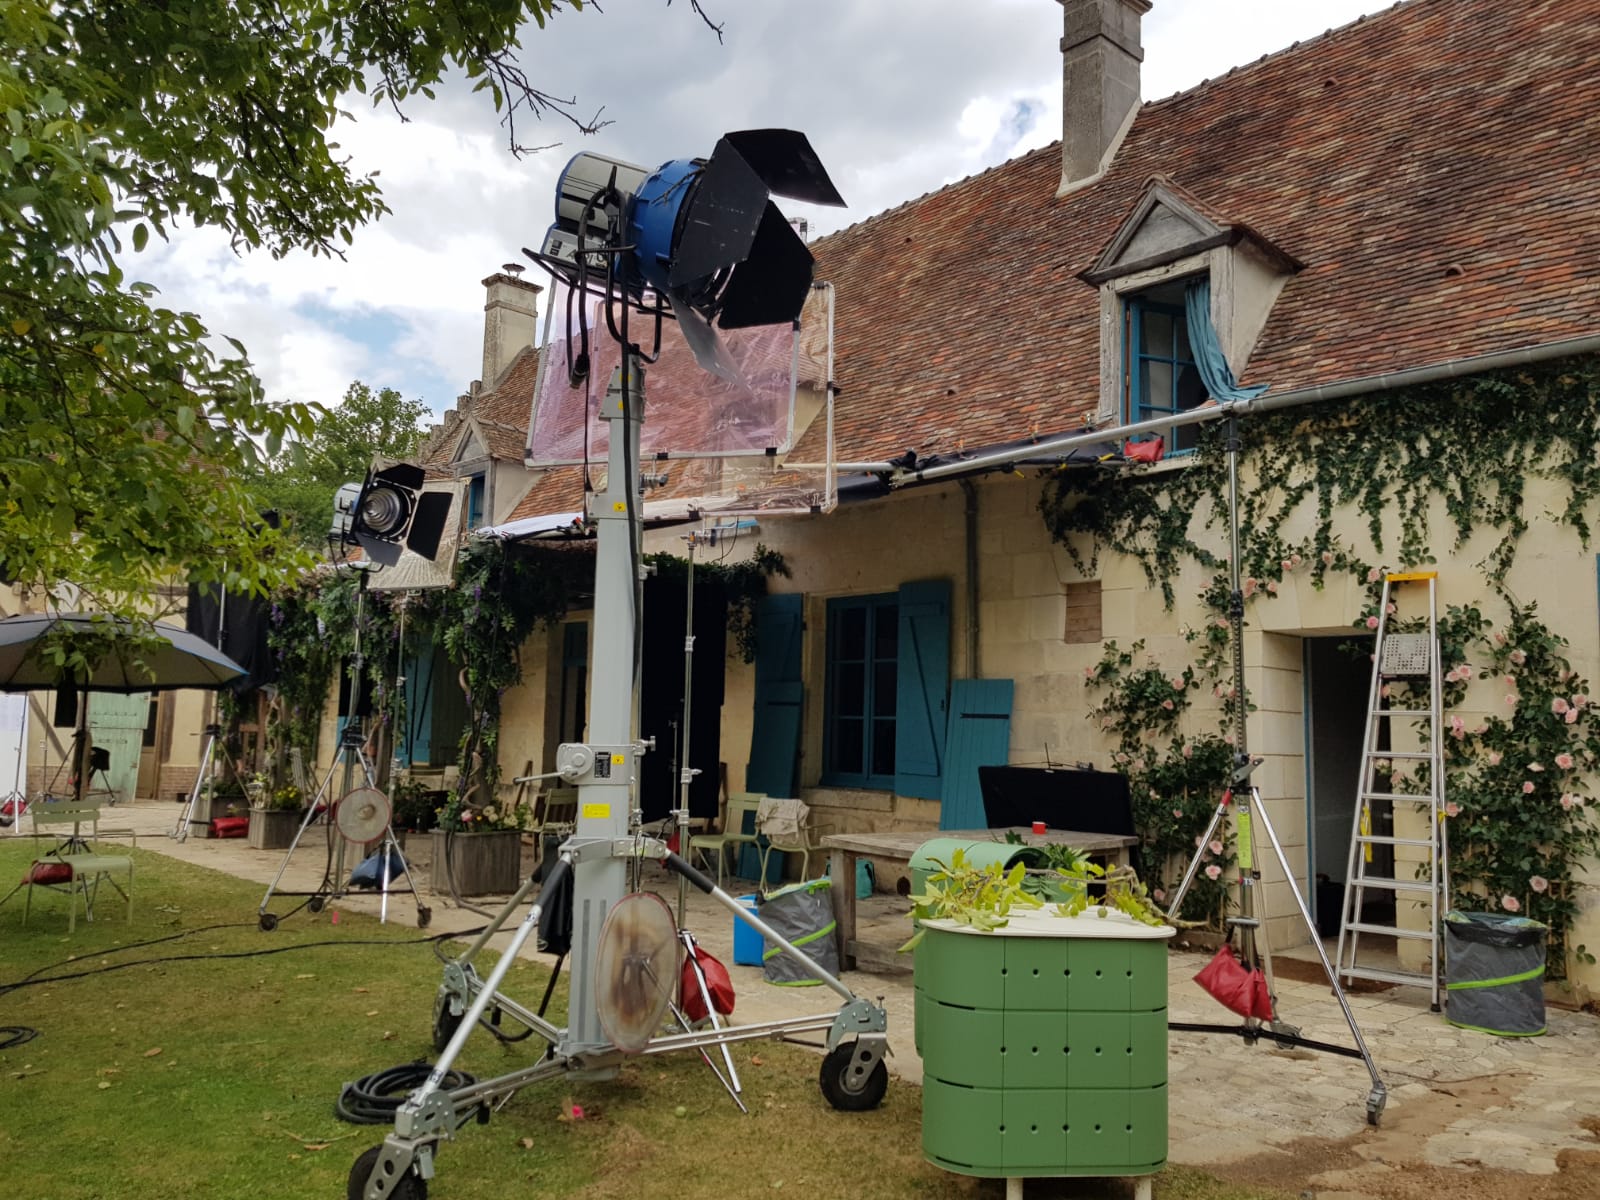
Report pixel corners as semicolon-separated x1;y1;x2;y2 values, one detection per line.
822;827;1140;972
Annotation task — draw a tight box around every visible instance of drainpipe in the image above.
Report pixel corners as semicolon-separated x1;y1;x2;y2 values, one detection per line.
890;334;1600;488
959;479;980;678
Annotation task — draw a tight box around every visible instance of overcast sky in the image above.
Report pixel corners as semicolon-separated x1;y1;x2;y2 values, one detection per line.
134;0;1383;417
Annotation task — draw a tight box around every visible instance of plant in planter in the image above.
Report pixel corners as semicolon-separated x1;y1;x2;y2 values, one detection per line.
429;789;533;897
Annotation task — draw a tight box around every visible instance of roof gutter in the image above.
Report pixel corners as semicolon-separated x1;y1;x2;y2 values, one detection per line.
889;334;1600;489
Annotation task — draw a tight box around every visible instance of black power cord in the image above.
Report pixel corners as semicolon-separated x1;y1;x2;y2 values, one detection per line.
1;1026;39;1050
335;1061;477;1126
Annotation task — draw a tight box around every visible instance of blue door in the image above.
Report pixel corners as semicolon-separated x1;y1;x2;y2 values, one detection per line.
939;679;1014;829
894;579;951;800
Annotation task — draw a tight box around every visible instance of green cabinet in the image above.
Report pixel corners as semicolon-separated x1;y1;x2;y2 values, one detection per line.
914;908;1175;1180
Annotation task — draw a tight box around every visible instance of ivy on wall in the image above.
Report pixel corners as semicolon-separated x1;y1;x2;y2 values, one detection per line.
1038;356;1600;969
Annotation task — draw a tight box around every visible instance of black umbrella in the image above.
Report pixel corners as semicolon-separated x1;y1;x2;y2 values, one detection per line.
0;612;246;805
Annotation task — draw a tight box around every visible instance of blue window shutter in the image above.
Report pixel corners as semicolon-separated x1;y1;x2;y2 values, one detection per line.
939;679;1014;829
746;594;804;797
402;642;434;765
895;579;951;799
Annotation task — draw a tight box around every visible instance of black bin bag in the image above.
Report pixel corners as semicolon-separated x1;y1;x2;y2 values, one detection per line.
1444;910;1548;1037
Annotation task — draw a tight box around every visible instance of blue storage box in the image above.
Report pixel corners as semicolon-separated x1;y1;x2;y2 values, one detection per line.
733;893;764;966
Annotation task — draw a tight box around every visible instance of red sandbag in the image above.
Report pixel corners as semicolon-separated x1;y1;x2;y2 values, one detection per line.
1194;944;1274;1020
26;861;74;885
211;816;250;838
680;944;735;1024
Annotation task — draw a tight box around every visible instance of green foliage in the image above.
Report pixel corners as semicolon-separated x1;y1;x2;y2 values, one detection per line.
436;789;532;834
0;0;710;619
899;848;1044;951
246;381;431;546
1440;605;1600;974
1084;638;1235;927
1040;357;1600;603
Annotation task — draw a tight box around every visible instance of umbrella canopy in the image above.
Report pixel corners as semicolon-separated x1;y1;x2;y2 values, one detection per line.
0;612;246;693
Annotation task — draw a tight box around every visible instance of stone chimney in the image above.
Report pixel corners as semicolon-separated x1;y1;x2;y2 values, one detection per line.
480;268;542;389
1058;0;1150;195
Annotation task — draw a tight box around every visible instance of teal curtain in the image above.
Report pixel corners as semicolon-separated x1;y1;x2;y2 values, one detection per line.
1184;278;1268;402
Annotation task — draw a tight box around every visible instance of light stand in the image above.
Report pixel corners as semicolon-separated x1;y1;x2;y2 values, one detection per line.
1163;410;1388;1125
257;572;430;931
349;352;891;1200
170;723;226;842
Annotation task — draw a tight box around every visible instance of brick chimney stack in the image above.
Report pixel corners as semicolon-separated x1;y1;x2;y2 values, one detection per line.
480;269;542;389
1058;0;1150;195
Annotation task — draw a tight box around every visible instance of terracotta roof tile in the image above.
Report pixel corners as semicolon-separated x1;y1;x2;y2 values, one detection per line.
801;0;1600;461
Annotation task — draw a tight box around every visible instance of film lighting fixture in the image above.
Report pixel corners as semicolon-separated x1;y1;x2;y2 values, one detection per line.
536;129;845;377
332;461;458;570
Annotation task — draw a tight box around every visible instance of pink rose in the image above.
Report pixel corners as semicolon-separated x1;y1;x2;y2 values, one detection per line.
1506;694;1518;708
1084;666;1095;679
1380;684;1391;698
1573;694;1588;708
1494;631;1507;646
1281;559;1292;572
1152;889;1166;903
1290;554;1303;567
1208;839;1225;856
1205;864;1223;881
1444;801;1461;818
1460;665;1474;680
1367;568;1382;583
1530;875;1549;894
1321;550;1334;565
1501;895;1521;913
1553;697;1570;715
1171;677;1186;691
1567;709;1580;725
1243;577;1258;597
1193;832;1203;844
1182;744;1193;759
1509;649;1527;665
1504;675;1517;687
1556;753;1574;770
1161;699;1175;710
1365;616;1380;630
1522;781;1536;794
1488;751;1502;766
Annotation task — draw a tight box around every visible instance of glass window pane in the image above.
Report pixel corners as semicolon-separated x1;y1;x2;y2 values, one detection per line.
873;662;897;715
873;604;898;657
834;719;864;776
872;720;896;776
836;663;865;715
1142;311;1173;357
1141;359;1174;413
837;607;866;660
1176;314;1193;363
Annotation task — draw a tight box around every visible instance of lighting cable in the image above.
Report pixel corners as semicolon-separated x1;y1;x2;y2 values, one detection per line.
335;1061;478;1126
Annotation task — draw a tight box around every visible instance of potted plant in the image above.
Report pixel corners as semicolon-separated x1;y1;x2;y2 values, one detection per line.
905;849;1175;1190
247;779;305;851
427;790;531;896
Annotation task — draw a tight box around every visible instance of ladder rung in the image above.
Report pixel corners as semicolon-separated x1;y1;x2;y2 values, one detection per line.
1359;791;1438;805
1348;875;1437;892
1339;965;1435;988
1354;834;1435;849
1342;921;1434;941
1374;750;1433;760
1371;708;1433;717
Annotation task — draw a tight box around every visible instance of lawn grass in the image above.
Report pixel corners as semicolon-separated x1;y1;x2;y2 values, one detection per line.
0;842;1289;1200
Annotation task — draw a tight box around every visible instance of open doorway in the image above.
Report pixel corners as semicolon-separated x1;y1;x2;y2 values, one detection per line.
1304;635;1389;934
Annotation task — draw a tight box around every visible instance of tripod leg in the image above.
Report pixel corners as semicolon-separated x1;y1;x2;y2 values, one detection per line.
679;929;744;1106
1162;791;1233;923
1250;787;1388;1123
258;748;344;919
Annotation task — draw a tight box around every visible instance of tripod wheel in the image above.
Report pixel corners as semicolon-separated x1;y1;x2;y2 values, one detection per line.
308;895;326;914
416;905;432;930
348;1145;427;1200
258;912;279;932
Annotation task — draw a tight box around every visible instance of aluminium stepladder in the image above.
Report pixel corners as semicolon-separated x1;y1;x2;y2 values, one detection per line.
1335;571;1449;1010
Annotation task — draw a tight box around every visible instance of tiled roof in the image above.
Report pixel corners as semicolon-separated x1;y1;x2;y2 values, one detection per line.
802;0;1600;462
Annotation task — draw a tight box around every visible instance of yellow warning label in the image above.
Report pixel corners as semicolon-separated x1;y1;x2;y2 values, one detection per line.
1387;571;1437;582
611;754;625;765
612;501;626;512
581;803;610;820
1235;811;1253;872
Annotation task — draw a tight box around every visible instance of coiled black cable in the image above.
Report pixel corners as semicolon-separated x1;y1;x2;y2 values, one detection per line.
335;1061;477;1126
1;1026;39;1050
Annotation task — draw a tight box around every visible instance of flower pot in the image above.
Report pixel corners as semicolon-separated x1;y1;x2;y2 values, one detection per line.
248;805;304;851
914;906;1176;1183
428;828;523;896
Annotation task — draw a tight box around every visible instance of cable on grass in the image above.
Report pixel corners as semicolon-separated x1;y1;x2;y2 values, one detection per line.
335;1061;477;1126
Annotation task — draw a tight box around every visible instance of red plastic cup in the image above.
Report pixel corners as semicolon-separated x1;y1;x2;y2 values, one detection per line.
1031;821;1046;835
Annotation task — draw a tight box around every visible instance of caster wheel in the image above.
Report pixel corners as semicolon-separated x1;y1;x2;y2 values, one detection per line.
819;1041;888;1112
416;906;432;930
308;895;326;914
258;912;278;932
432;994;464;1054
347;1144;427;1200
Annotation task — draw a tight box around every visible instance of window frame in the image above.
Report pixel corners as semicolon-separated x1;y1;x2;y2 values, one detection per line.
1124;289;1207;456
821;592;899;790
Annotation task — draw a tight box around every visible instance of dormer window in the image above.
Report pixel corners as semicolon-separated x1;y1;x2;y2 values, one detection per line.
1126;280;1207;454
1083;177;1302;442
466;472;487;529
